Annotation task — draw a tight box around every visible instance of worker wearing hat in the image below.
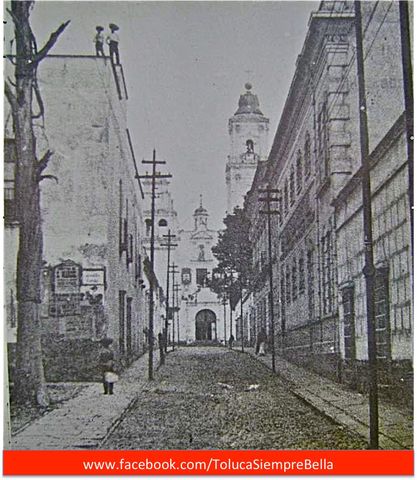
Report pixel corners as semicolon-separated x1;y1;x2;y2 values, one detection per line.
94;26;105;57
106;23;120;65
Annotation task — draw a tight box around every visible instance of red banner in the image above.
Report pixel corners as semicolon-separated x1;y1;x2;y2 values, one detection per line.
3;450;414;476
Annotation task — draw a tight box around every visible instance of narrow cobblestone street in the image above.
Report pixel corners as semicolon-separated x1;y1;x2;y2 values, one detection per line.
102;347;367;450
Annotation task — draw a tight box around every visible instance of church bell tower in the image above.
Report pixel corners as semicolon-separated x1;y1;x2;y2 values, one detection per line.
226;83;269;213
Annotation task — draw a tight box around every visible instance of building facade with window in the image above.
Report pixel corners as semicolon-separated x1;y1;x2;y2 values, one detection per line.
4;55;149;376
245;0;413;389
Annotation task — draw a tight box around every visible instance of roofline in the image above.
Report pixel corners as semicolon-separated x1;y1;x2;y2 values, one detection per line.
266;9;355;174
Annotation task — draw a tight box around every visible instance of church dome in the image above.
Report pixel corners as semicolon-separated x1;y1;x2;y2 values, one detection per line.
193;195;208;216
235;83;263;115
194;205;208;216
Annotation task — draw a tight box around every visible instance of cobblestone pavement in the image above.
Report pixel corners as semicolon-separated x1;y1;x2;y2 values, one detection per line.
102;347;367;450
246;348;413;450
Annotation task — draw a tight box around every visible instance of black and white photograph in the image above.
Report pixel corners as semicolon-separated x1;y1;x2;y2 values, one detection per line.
4;0;413;470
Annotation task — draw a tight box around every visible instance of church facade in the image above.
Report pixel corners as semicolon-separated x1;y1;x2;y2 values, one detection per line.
174;199;228;344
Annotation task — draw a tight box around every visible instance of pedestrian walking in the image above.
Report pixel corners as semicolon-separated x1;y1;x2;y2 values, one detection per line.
93;25;105;57
256;328;267;356
228;334;235;349
99;338;118;395
107;23;120;65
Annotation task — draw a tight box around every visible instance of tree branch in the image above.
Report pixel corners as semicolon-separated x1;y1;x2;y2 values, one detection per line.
32;20;71;65
6;8;21;29
39;174;58;184
37;149;54;175
5;81;18;112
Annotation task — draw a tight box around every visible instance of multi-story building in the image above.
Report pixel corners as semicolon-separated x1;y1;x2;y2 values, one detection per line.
226;83;269;213
245;0;413;390
5;55;150;378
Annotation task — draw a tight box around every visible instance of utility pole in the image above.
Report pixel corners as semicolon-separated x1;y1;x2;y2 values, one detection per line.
139;150;172;381
223;294;227;347
170;263;179;351
228;273;234;346
354;0;379;449
259;187;280;374
161;230;177;353
173;283;181;348
399;0;414;252
240;280;244;353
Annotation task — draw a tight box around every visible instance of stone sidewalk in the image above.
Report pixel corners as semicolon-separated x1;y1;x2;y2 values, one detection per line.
11;352;153;450
242;347;413;450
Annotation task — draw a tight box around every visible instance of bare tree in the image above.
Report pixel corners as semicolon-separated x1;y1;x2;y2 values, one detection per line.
5;0;69;406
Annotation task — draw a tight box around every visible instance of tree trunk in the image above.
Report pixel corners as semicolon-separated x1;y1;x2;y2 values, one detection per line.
8;1;48;405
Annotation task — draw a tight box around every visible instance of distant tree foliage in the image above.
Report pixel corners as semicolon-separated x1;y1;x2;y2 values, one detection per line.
211;207;253;308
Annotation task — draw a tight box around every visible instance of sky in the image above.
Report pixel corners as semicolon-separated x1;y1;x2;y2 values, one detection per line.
21;0;319;230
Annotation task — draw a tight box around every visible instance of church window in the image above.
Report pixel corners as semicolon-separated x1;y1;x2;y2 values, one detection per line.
158;218;167;227
304;132;311;178
246;139;254;153
296;149;303;193
196;268;208;287
289;166;295;205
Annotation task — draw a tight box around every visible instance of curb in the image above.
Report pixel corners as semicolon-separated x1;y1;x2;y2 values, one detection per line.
240;349;410;449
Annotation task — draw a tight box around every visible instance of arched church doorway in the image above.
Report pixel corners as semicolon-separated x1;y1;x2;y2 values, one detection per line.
195;309;216;341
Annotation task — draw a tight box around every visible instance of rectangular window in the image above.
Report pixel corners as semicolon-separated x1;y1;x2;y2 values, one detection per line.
298;255;305;295
307;249;315;317
321;232;332;315
289;166;295;205
196;268;208;286
318;102;330;180
296;150;303;193
292;262;298;301
285;266;291;304
135;248;142;280
304;132;311;179
374;267;391;359
127;233;133;267
342;286;355;360
284;181;288;215
126;297;133;356
119;290;126;354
